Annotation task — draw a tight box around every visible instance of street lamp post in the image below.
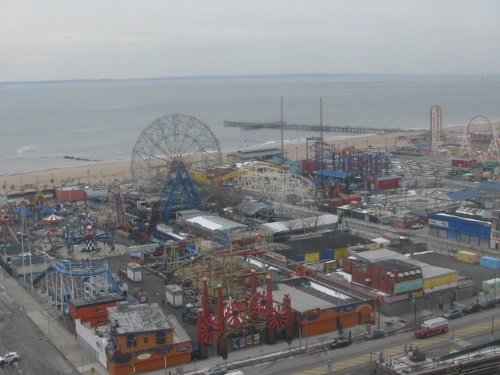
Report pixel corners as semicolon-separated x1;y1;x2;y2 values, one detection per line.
324;345;334;375
491;317;495;341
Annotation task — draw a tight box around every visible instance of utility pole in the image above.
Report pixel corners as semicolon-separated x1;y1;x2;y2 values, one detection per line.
280;96;284;158
492;316;495;341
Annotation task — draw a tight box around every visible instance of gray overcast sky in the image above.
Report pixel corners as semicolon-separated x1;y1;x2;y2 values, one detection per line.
1;0;499;81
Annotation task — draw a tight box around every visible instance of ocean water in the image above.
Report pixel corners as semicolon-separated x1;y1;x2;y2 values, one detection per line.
1;74;499;174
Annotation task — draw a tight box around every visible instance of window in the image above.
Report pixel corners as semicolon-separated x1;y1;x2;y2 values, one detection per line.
127;334;137;348
156;331;166;345
96;307;104;313
143;337;149;344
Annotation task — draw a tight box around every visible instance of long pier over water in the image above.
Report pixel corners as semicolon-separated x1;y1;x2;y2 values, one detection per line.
224;121;409;134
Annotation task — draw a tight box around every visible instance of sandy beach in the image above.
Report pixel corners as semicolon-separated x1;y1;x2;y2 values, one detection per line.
0;129;438;193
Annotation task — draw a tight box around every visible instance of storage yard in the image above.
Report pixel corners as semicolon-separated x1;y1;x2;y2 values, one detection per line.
0;111;499;374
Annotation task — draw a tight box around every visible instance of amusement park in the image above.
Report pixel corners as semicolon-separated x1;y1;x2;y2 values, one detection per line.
1;109;500;375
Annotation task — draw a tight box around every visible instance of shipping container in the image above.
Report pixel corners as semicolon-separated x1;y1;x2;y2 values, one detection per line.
54;187;86;202
320;249;333;261
126;262;142;282
480;256;500;270
375;176;401;190
457;250;480;264
423;271;458;290
305;252;320;263
482;278;500;294
324;260;337;272
165;284;184;307
334;247;349;261
451;159;478;168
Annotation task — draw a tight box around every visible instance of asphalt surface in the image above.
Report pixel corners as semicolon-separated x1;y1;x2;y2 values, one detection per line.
0;273;79;375
413;251;499;291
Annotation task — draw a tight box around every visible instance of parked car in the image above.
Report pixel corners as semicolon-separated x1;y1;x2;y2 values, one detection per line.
442;308;462;320
365;329;385;340
328;337;352;349
0;352;20;365
480;299;498;309
462;302;481;314
204;366;227;375
410;223;425;230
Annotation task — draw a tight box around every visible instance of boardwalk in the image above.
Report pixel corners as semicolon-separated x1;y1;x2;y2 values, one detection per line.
224;121;409;134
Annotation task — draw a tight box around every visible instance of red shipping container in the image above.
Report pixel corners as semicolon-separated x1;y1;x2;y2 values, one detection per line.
451;158;477;168
54;188;85;201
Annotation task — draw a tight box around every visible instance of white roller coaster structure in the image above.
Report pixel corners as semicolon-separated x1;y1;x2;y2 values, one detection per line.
236;163;315;201
458;114;500;162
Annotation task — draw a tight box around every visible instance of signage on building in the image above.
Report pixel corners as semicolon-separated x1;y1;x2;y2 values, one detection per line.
395;279;423;294
176;345;191;353
429;219;449;228
137;353;151;360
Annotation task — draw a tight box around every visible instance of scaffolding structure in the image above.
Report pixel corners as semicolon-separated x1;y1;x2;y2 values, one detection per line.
330;149;391;178
236;164;315;202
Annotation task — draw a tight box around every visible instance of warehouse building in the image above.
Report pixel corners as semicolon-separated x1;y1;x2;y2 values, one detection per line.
343;257;423;296
271;232;378;272
428;212;493;250
269;277;374;337
341;249;459;315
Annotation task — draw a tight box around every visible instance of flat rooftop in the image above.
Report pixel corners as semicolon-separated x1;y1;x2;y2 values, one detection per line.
274;232;373;257
265;277;368;313
186;215;247;232
355;249;456;280
108;303;172;335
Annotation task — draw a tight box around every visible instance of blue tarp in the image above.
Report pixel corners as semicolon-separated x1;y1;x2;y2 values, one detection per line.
316;170;349;178
447;188;479;201
40;206;55;215
479;181;500;192
15;207;35;217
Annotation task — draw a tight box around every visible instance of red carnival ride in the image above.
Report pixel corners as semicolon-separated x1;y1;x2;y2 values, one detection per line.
196;270;293;359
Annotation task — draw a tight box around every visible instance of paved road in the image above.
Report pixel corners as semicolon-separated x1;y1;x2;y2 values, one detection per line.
0;277;79;375
238;308;500;375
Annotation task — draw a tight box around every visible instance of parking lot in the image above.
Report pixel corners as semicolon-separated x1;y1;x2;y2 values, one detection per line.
413;251;498;291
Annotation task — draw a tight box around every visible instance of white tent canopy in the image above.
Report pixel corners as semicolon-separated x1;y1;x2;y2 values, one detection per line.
42;213;63;222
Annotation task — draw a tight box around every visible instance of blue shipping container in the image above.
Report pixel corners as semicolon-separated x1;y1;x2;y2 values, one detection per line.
320;249;333;260
480;256;500;270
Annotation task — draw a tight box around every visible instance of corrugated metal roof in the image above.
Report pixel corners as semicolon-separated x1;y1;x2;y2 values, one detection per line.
260;214;338;234
186;215;247;231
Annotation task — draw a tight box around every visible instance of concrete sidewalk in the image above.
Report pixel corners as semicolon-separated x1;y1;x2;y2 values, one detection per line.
2;267;482;375
0;271;107;374
0;267;413;375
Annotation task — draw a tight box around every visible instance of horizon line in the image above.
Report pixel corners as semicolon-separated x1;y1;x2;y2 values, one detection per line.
1;72;500;85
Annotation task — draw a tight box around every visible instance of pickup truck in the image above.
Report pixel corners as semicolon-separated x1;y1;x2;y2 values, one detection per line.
415;317;448;338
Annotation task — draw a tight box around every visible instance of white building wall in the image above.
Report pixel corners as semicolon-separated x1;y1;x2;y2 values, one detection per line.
75;319;108;367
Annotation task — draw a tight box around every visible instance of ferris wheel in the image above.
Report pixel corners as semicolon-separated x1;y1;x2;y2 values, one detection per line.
131;114;223;221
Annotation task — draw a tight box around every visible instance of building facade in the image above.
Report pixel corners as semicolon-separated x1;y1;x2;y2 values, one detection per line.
68;295;126;328
106;303;192;375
